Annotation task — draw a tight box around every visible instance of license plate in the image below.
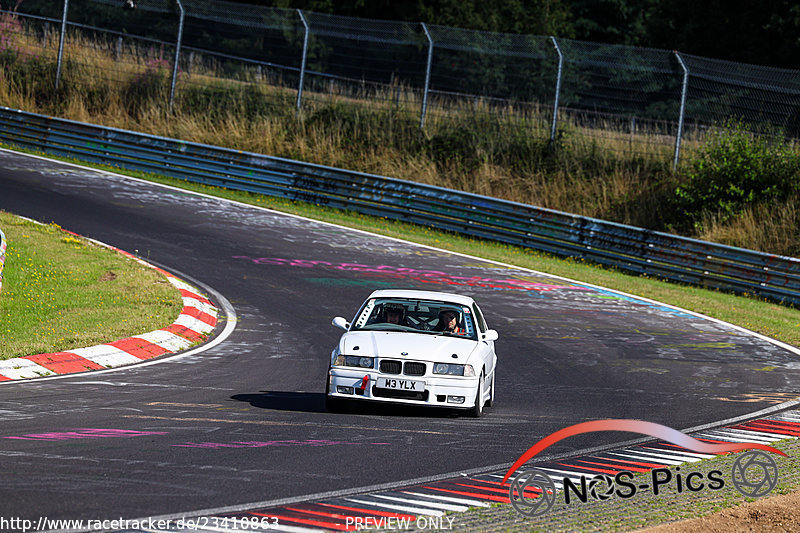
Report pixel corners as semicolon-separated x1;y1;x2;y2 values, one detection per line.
376;378;424;391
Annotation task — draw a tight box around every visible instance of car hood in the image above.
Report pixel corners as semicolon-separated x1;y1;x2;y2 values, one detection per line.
340;331;478;363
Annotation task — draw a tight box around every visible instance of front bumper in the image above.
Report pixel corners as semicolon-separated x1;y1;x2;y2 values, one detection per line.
327;367;480;408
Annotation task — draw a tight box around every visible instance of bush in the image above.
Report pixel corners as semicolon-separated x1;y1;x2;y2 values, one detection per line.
676;122;800;229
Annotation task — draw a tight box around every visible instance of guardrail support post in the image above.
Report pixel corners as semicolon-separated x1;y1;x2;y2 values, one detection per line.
55;0;69;91
420;22;434;131
169;0;185;112
674;51;689;170
550;36;563;145
296;9;310;115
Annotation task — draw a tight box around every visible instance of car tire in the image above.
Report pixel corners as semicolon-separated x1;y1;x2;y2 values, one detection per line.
325;395;348;413
469;370;485;418
485;370;495;408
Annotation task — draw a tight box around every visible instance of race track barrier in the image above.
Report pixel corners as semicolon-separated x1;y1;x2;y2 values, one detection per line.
1;106;799;306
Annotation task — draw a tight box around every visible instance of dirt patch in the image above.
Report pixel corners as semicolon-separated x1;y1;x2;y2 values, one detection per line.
639;490;800;532
99;270;117;282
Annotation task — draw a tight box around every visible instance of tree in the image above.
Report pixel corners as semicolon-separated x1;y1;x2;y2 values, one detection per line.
643;0;800;68
569;0;652;45
240;0;575;37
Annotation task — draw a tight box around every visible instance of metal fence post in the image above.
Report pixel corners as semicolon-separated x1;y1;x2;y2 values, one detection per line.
55;0;69;91
296;9;310;115
169;0;185;112
420;22;433;130
674;51;689;170
550;36;563;144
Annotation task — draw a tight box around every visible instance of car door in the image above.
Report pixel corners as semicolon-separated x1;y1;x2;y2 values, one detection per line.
472;303;496;378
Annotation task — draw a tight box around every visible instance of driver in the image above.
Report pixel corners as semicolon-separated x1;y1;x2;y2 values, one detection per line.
435;309;463;334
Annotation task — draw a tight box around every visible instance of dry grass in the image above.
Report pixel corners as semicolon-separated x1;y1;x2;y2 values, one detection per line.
698;197;800;256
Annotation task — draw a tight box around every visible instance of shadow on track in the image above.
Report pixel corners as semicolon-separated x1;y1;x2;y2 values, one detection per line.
231;391;463;418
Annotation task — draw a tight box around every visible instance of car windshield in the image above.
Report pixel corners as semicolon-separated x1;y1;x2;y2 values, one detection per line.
351;297;477;340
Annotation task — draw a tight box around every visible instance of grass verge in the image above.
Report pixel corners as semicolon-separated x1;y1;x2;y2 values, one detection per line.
0;211;183;359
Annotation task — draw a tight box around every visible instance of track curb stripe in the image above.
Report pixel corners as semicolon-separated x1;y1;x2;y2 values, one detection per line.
0;230;219;382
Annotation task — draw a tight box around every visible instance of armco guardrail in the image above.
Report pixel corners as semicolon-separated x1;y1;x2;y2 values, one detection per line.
1;106;799;305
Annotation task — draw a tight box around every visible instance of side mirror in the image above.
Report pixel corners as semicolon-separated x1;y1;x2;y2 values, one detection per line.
332;317;350;331
482;329;499;342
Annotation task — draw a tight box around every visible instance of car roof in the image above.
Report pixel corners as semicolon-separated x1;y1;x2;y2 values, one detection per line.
366;289;476;306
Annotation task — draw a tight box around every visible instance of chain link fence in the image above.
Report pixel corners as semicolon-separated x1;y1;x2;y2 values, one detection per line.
2;0;799;166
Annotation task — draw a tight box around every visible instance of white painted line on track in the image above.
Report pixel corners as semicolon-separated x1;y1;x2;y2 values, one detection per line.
135;330;193;352
606;451;685;466
639;446;713;460
531;467;584;483
344;497;445;516
771;413;800;422
72;343;142;367
693;431;774;444
716;427;796;440
370;493;469;512
0;358;53;379
400;490;491;507
706;428;789;442
182;296;218;317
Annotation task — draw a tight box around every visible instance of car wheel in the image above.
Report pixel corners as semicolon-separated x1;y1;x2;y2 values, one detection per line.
486;370;495;408
325;395;348;413
469;370;485;418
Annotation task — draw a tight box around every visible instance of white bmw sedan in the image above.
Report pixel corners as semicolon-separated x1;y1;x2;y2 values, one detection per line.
326;289;499;417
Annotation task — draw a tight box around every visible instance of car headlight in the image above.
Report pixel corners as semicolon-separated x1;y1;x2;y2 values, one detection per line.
334;355;375;369
433;363;475;376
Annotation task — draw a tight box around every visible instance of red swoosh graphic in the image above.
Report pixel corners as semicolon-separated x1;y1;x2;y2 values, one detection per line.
501;419;786;483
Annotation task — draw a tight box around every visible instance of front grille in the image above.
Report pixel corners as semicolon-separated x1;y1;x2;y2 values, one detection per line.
372;387;429;401
403;362;426;376
380;360;401;374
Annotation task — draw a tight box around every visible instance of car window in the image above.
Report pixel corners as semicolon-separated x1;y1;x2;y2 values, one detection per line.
352;298;477;339
472;304;487;332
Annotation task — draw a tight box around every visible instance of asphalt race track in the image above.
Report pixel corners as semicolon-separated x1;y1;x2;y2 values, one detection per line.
1;149;799;525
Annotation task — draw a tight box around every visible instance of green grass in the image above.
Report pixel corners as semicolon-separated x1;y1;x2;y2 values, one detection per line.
0;211;183;359
7;146;799;351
